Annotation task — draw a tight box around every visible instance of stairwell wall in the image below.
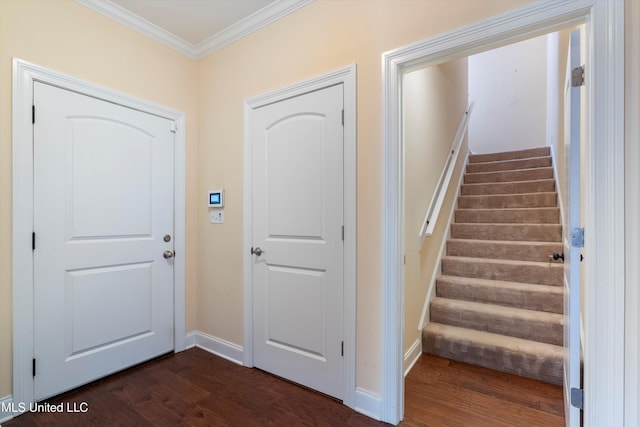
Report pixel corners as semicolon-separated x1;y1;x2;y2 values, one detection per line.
468;36;548;154
402;59;468;363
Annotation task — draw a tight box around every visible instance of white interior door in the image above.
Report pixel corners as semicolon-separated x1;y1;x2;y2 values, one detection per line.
33;82;175;400
564;29;583;427
251;84;344;399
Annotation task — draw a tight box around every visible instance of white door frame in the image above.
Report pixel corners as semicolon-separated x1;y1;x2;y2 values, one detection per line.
242;65;357;408
381;1;624;425
12;59;187;407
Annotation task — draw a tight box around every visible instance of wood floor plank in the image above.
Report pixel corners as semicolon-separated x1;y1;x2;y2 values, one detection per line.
4;349;564;426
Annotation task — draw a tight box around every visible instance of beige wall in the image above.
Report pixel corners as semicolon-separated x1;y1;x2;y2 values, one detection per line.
0;0;199;397
402;59;468;356
196;0;529;393
0;0;535;399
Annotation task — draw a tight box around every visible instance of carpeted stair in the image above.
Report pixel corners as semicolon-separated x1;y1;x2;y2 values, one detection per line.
422;146;565;385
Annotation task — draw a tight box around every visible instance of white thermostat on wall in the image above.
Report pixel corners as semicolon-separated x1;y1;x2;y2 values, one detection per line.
208;190;224;208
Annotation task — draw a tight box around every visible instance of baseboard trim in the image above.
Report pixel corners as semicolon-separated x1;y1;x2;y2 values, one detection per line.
403;338;422;377
186;331;244;366
354;387;382;421
0;395;15;424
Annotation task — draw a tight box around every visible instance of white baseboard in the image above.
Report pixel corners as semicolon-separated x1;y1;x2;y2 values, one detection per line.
404;338;422;377
185;331;244;365
1;395;15;424
354;387;382;421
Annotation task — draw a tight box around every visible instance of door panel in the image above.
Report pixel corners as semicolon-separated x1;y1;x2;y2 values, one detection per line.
33;82;175;400
67;118;154;238
252;84;344;399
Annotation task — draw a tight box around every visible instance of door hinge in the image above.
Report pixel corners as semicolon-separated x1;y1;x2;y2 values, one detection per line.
32;358;36;377
341;341;344;357
341;109;344;126
32;232;36;251
341;226;344;241
32;105;35;124
570;387;583;409
170;122;177;133
571;227;585;248
572;65;585;87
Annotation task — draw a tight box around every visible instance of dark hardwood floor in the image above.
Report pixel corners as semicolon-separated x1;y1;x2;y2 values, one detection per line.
4;348;564;426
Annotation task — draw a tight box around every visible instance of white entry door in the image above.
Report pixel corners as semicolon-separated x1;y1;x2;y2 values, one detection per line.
33;82;175;400
563;29;583;427
251;84;344;399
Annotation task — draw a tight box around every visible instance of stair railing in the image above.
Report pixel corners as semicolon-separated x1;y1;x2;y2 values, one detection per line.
419;101;474;247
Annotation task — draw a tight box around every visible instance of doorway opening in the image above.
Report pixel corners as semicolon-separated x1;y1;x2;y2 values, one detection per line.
380;2;625;425
401;27;583;427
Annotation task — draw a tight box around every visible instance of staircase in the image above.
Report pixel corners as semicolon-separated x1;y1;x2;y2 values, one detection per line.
422;146;565;385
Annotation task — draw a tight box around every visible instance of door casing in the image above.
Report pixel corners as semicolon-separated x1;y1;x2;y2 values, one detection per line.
12;59;187;407
242;64;357;409
381;0;625;425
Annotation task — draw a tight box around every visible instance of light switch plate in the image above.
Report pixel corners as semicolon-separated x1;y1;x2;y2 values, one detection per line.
210;210;224;224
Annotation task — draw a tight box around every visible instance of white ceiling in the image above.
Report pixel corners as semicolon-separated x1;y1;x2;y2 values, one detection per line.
77;0;313;59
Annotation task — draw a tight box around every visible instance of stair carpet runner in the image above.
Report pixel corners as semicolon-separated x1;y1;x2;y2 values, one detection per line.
422;146;564;385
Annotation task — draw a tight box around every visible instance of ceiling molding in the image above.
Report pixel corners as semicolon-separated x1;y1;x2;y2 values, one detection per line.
76;0;314;60
194;0;313;59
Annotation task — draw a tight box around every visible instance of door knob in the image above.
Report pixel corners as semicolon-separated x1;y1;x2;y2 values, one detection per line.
163;250;175;259
251;247;264;256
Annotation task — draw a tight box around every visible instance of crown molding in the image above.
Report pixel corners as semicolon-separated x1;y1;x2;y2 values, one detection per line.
76;0;314;60
194;0;313;58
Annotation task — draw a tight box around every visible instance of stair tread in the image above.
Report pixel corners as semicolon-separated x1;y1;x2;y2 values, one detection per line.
466;166;553;175
431;297;563;323
447;238;563;245
442;255;563;268
437;274;564;293
455;207;559;211
453;222;561;227
462;178;555;186
459;192;557;199
469;155;551;167
423;323;564;356
468;147;551;163
461;179;556;195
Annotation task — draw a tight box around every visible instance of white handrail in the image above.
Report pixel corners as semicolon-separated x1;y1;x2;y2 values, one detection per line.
419;101;474;246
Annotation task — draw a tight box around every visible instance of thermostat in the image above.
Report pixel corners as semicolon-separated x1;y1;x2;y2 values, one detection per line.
208;190;224;207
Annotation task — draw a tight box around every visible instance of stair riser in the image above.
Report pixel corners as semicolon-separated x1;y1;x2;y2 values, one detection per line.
458;193;557;209
469;147;551;164
436;279;563;313
466;157;552;173
451;224;562;242
464;168;553;184
447;240;563;263
430;301;563;345
455;208;560;224
422;330;563;385
442;258;563;286
461;180;556;195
